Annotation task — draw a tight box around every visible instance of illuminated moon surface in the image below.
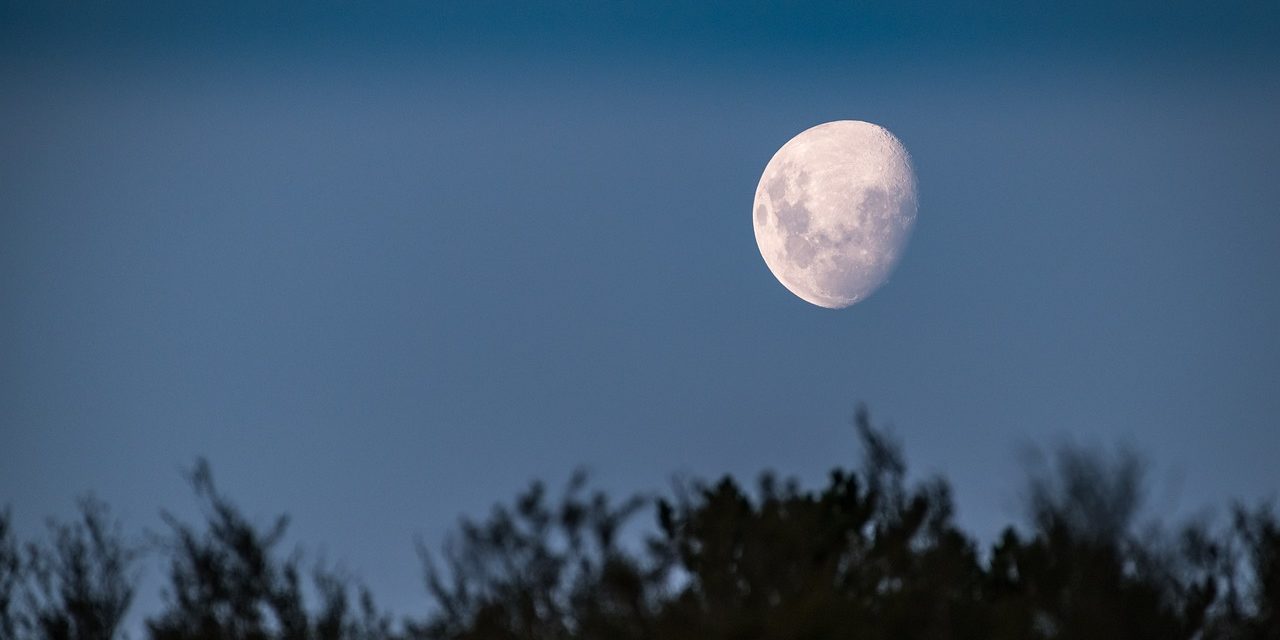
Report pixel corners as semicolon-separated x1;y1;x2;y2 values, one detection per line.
753;120;917;308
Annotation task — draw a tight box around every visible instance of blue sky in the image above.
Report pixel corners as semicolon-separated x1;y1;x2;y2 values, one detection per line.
3;0;1279;625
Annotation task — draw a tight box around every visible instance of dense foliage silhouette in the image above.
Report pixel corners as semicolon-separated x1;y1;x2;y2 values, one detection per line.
2;407;1277;639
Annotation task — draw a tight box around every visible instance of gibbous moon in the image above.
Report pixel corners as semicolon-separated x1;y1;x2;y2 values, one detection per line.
753;120;917;308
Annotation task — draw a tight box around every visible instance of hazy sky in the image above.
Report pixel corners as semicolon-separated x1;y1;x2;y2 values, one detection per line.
3;0;1279;625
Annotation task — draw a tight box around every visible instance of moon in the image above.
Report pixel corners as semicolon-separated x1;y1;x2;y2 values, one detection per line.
753;120;917;308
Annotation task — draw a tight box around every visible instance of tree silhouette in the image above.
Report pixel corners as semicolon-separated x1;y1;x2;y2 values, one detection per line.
412;468;652;640
1;509;22;639
0;499;137;640
414;408;1279;640
639;407;985;640
2;407;1278;639
146;460;394;640
1211;503;1280;640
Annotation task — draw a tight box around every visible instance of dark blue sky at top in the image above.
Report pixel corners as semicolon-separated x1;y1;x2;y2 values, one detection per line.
3;0;1279;625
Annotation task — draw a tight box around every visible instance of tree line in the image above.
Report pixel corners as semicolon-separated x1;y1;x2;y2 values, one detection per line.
2;407;1277;639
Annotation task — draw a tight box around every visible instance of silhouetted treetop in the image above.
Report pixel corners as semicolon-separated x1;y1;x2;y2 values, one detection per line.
147;460;392;640
2;407;1278;640
0;499;136;640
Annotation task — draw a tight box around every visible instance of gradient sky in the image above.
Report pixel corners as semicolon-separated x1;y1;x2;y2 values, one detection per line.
3;0;1279;627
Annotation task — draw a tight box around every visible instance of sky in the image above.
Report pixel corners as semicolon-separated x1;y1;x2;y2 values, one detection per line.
3;0;1279;627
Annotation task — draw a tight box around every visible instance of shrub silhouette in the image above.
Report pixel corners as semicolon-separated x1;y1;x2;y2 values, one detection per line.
3;407;1278;639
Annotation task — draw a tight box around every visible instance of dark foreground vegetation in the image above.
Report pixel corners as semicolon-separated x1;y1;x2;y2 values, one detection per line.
2;408;1278;640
